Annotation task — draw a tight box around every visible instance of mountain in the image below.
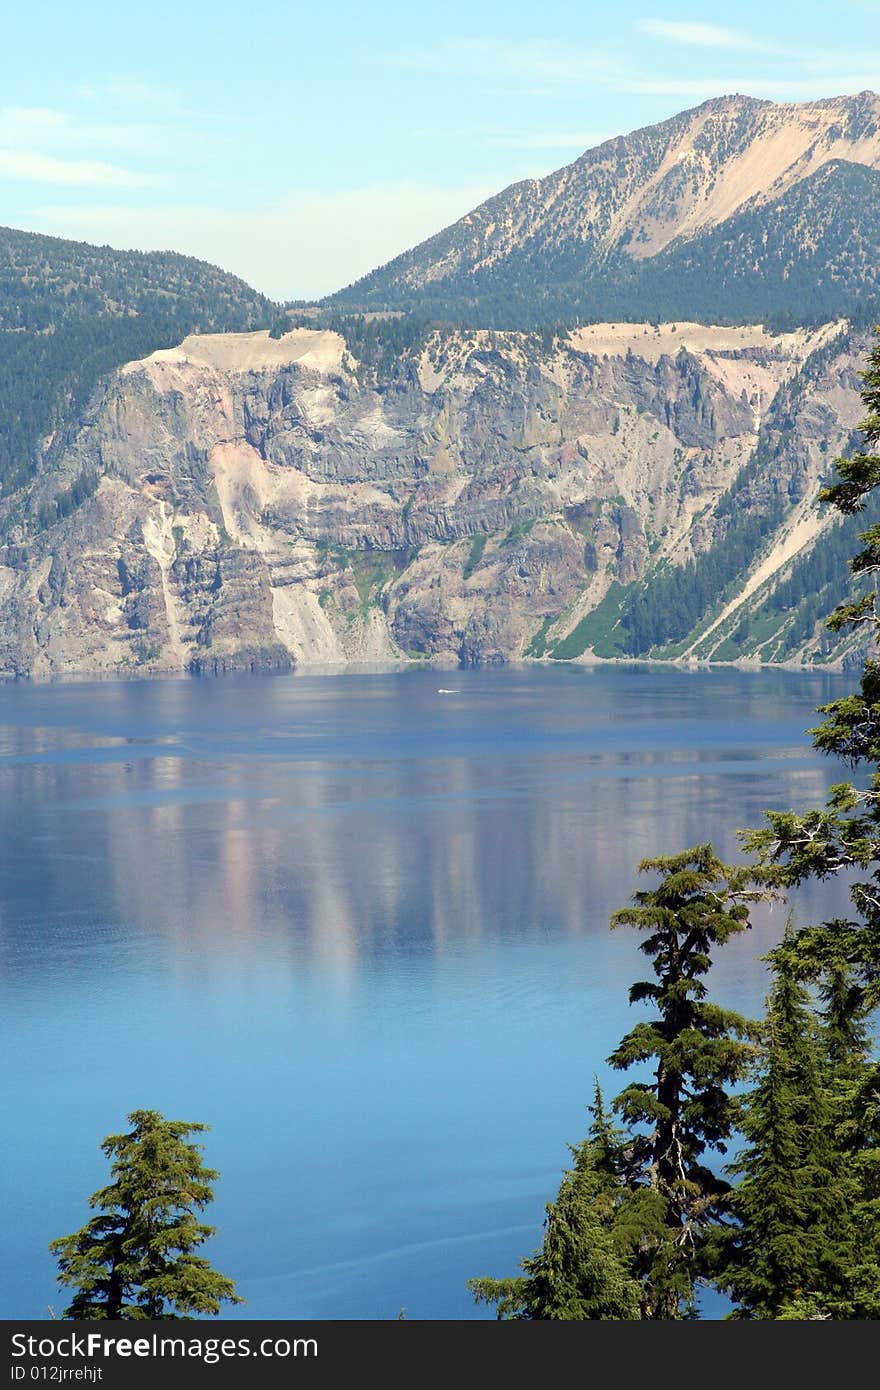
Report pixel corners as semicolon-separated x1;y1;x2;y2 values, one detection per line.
1;95;879;678
329;92;880;327
0;226;276;497
0;320;868;678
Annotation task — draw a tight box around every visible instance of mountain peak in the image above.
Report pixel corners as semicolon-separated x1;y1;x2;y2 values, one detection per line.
330;92;880;325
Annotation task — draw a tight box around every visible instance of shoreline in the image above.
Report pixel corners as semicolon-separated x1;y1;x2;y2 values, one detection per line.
0;650;854;688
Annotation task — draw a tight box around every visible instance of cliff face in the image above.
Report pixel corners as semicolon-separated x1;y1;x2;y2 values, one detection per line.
0;322;866;678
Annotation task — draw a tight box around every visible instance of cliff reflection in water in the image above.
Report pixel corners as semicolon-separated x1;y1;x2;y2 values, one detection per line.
0;665;859;1321
0;665;849;982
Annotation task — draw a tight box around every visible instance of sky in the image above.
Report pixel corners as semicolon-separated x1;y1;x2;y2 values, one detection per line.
1;1;878;302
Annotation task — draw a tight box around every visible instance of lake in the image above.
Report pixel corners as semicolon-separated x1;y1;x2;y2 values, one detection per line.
0;664;854;1319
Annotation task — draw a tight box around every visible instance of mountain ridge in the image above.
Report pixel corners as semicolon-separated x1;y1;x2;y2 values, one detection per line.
1;93;879;677
328;91;880;327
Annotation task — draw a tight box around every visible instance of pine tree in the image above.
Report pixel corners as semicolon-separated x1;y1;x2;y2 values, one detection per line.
816;960;880;1317
468;1085;642;1320
713;937;843;1317
469;846;765;1320
714;942;880;1319
607;844;764;1318
50;1110;242;1320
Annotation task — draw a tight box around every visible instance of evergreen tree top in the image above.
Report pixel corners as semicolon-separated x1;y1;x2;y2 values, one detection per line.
50;1110;241;1321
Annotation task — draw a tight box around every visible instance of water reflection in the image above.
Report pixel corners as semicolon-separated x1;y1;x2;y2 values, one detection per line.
0;673;848;976
0;666;857;1318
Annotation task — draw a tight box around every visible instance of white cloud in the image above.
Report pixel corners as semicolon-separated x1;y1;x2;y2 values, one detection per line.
393;34;878;106
801;50;880;75
0;150;155;188
76;80;186;113
636;21;766;51
0;104;215;162
24;181;498;300
75;80;224;124
395;39;625;86
104;79;182;108
0;107;69;141
484;129;612;151
416;124;613;152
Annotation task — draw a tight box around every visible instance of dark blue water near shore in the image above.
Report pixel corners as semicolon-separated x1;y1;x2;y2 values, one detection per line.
0;666;853;1318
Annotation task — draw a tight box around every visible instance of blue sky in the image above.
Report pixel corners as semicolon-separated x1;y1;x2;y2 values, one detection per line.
1;1;878;300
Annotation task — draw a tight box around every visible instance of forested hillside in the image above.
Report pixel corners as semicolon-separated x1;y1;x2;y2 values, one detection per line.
328;161;880;331
0;227;275;495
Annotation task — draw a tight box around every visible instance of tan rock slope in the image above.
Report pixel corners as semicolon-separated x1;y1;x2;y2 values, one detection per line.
336;91;880;305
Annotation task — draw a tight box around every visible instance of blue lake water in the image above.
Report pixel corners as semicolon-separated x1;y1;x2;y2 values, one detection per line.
0;665;854;1319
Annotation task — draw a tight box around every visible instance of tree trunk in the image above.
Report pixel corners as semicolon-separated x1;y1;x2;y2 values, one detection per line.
106;1262;123;1320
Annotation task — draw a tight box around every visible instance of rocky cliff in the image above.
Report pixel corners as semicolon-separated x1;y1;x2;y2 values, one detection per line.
0;321;867;678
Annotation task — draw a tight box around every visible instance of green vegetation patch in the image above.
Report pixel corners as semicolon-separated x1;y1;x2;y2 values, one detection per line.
34;469;100;532
318;544;416;615
501;517;536;547
550;582;629;659
524;614;555;658
463;532;488;579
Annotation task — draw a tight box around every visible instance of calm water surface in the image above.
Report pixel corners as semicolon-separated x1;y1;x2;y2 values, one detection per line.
0;666;853;1318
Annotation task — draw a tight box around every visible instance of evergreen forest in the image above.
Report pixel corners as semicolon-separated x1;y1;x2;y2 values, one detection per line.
329;162;880;333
